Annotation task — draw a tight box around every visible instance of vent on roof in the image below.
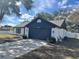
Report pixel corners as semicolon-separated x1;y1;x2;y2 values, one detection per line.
37;19;41;23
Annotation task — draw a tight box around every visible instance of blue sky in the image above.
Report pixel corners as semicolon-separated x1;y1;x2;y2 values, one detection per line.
2;0;79;26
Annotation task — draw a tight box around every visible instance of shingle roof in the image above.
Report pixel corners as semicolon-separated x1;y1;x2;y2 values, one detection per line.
15;21;30;27
49;20;64;27
15;17;64;28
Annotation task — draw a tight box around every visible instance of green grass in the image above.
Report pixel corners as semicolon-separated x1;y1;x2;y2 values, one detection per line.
0;34;17;39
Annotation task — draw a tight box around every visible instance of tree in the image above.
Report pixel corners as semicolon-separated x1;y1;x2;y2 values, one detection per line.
52;8;71;20
36;12;54;20
0;0;33;26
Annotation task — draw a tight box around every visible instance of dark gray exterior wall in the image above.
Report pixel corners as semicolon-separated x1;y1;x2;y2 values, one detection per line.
26;17;58;40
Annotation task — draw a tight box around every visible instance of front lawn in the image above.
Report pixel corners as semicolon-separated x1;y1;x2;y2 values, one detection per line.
0;34;17;39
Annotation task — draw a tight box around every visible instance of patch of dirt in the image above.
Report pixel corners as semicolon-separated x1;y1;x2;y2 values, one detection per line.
15;39;79;59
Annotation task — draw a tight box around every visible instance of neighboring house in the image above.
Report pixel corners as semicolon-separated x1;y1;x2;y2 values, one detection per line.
14;16;67;40
1;25;13;31
14;21;30;38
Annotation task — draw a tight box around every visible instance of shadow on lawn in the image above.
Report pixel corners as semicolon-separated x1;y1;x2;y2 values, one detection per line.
59;38;79;49
15;38;79;59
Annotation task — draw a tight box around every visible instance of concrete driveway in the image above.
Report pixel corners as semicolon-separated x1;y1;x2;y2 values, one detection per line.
0;39;47;59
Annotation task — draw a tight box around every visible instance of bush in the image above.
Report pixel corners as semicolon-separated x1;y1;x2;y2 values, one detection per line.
23;35;27;39
47;37;56;43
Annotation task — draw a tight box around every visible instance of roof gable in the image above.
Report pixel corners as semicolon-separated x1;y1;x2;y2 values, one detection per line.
26;17;59;28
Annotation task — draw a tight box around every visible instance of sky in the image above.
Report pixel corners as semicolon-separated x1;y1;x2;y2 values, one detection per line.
2;0;79;26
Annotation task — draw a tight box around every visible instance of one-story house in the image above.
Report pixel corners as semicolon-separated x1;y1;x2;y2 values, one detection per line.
14;21;30;38
14;16;67;40
1;25;13;31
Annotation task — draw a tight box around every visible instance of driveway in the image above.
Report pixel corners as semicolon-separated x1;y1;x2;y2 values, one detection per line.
15;38;79;59
0;39;47;59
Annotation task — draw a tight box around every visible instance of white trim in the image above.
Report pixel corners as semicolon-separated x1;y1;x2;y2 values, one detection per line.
25;27;29;38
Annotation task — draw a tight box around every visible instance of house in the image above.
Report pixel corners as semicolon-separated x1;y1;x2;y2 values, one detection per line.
14;16;66;40
50;20;67;30
1;25;13;31
14;21;30;38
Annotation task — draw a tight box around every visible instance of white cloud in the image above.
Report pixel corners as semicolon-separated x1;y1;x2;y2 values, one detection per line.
44;0;56;8
15;1;22;6
58;2;62;6
7;23;15;26
62;0;68;5
21;14;33;21
19;3;27;14
5;15;15;22
32;0;57;13
58;0;68;8
68;5;73;7
2;14;21;26
8;2;12;5
3;14;18;23
21;14;32;18
61;5;67;8
18;18;24;22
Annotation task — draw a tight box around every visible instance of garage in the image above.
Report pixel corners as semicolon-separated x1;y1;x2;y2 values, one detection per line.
26;17;58;40
29;28;51;40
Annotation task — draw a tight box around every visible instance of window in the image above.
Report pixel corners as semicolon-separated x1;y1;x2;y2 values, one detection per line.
37;19;41;23
16;28;21;34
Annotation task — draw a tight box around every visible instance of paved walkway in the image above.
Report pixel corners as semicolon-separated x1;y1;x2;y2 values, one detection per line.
0;39;47;59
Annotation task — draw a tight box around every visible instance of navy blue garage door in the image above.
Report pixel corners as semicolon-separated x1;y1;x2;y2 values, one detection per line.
29;28;51;40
